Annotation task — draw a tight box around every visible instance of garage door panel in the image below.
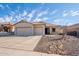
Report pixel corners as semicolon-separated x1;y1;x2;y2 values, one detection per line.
34;28;43;35
15;28;33;36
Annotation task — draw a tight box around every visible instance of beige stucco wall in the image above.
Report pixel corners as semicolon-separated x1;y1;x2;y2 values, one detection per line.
33;24;45;28
46;26;63;34
15;22;33;28
56;28;63;34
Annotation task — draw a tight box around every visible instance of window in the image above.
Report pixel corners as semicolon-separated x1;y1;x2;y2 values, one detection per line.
52;28;55;32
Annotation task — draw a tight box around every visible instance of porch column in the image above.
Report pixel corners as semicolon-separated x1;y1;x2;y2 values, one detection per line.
43;25;45;35
50;27;52;35
32;25;34;35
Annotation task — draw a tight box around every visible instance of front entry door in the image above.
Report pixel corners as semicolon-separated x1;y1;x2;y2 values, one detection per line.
45;28;50;35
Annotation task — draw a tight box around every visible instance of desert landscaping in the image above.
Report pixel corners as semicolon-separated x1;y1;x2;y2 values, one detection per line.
34;35;79;56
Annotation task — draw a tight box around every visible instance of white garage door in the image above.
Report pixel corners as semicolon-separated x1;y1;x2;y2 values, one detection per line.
15;28;33;36
34;28;44;35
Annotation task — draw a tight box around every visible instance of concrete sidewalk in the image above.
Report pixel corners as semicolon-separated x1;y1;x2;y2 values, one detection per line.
0;47;59;56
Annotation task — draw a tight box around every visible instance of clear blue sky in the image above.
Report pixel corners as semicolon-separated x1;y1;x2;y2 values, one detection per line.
0;3;79;26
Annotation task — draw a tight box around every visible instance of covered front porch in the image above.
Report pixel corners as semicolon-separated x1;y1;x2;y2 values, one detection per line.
45;26;56;35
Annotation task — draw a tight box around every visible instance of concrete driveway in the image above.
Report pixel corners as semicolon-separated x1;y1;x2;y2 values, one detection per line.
0;36;42;51
0;36;43;55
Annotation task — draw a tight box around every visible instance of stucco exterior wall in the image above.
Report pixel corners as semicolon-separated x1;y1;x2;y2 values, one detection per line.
15;22;33;28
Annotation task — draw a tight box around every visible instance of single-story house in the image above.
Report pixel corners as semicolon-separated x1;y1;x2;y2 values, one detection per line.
14;20;63;36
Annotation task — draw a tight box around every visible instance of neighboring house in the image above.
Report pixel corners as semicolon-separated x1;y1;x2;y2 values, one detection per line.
0;24;3;32
0;22;15;36
14;20;63;36
0;22;15;32
66;23;79;37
